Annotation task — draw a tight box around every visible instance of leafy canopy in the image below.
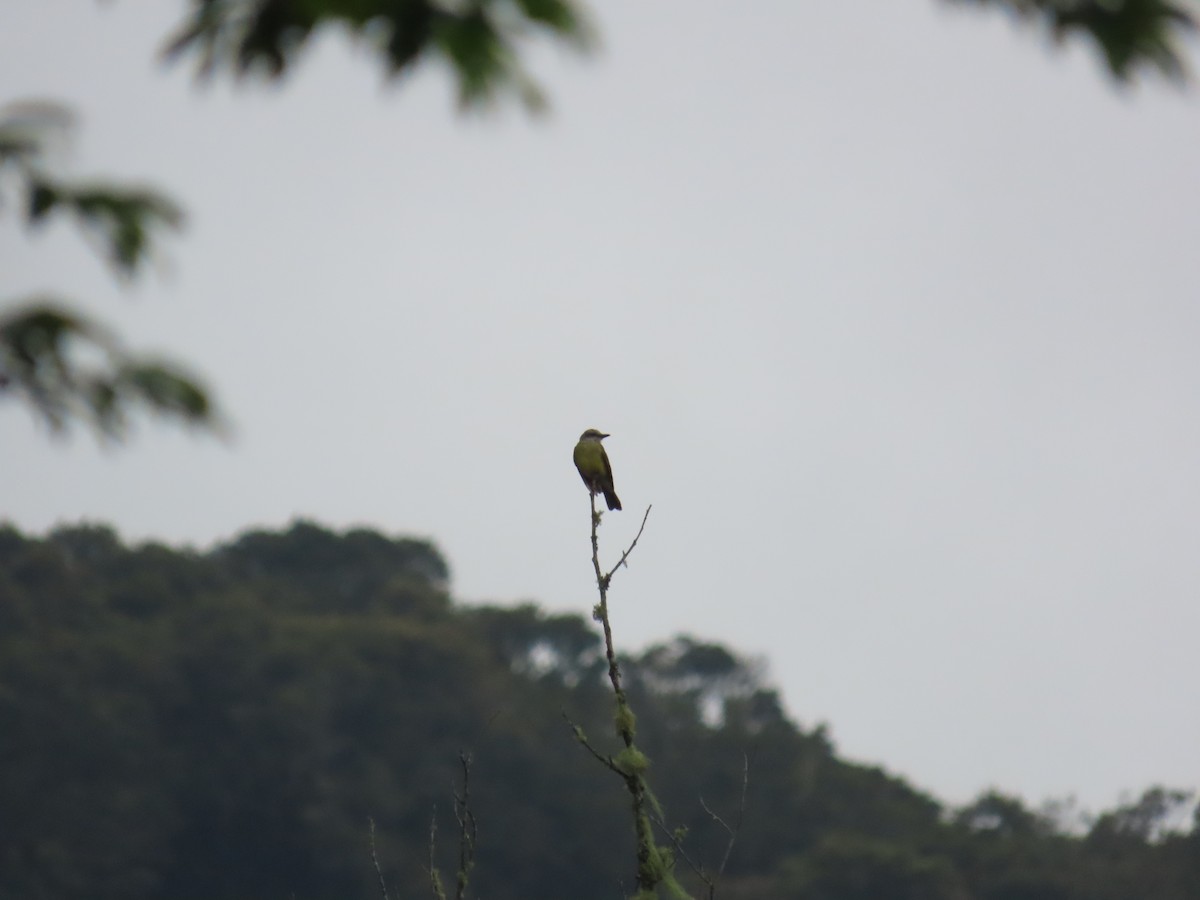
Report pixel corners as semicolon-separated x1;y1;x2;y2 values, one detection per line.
0;102;215;437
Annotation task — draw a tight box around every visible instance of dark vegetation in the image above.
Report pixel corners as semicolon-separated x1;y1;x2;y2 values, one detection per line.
1;520;1196;899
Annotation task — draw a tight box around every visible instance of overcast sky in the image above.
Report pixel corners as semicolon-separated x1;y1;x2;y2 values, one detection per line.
3;1;1198;816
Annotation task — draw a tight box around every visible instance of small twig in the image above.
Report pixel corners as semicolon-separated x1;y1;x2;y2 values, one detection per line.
700;754;751;898
603;504;653;586
562;711;623;775
647;807;705;882
646;754;750;899
368;817;392;900
428;805;446;900
453;751;478;900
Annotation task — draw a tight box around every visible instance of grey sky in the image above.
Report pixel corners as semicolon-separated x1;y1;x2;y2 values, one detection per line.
3;1;1198;814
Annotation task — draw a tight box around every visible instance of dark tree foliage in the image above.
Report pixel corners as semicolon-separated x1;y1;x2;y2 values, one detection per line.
216;519;451;612
0;520;1195;899
0;103;215;438
164;0;596;110
777;833;970;900
160;0;1195;95
949;0;1195;82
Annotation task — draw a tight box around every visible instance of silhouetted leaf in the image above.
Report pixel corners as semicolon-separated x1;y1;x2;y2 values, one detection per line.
62;185;184;275
947;0;1195;82
163;0;594;110
1055;0;1194;81
27;180;58;220
0;299;215;437
117;361;213;422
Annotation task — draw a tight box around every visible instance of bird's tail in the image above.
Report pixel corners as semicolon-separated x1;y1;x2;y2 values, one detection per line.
604;490;622;511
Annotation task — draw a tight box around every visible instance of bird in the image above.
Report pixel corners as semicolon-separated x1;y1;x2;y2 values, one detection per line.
573;428;622;511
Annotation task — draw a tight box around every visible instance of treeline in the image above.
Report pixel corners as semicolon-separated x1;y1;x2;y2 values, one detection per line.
0;521;1195;899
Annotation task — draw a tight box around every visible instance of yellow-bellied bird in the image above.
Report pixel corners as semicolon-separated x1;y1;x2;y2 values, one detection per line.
573;429;622;511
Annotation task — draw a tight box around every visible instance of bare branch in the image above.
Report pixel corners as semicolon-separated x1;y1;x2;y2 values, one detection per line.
367;817;392;900
647;806;705;882
646;753;750;899
562;711;623;775
698;754;751;897
428;805;446;900
705;753;744;888
453;751;478;900
602;504;653;586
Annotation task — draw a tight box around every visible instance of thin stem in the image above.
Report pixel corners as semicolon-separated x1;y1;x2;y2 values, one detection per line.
589;492;654;746
368;817;391;900
584;489;667;895
698;753;750;898
428;806;446;900
453;752;477;900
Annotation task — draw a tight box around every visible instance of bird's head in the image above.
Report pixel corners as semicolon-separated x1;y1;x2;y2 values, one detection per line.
579;428;610;442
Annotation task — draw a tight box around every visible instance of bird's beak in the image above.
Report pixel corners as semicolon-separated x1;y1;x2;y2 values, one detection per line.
599;432;610;439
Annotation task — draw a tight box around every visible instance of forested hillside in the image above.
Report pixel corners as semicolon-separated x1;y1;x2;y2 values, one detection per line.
1;521;1195;899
